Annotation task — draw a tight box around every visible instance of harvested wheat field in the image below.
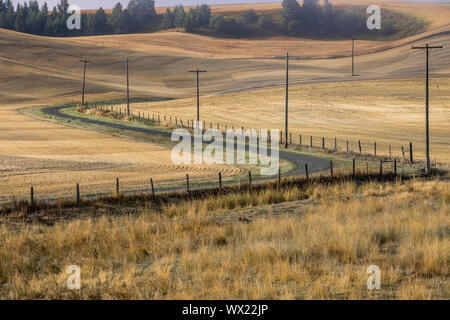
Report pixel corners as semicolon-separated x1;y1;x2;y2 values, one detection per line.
133;78;450;163
0;0;449;200
72;0;450;59
0;178;448;299
0;105;241;202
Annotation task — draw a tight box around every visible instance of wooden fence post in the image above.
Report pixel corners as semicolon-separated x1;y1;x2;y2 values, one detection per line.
330;160;334;177
334;138;337;151
76;183;80;204
116;178;120;196
278;167;281;189
305;163;309;180
30;186;34;206
401;146;405;163
150;178;155;197
394;159;397;176
299;134;302;146
290;133;292;145
374;142;377;157
219;172;222;189
353;158;356;177
389;144;392;158
346;140;349;152
379;160;383;176
310;136;313;148
186;174;190;192
409;142;413;164
248;171;252;191
358;141;362;154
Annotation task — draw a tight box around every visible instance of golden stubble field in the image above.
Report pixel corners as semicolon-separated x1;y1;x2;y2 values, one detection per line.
0;0;449;201
0;104;241;202
74;0;450;59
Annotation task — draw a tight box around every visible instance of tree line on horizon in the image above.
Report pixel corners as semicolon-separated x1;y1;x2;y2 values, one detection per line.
0;0;425;39
0;0;158;36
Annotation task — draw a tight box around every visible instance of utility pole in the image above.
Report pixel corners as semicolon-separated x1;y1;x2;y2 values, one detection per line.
352;38;356;76
126;58;130;117
275;53;299;148
285;52;289;148
189;69;207;125
412;43;443;174
80;59;90;106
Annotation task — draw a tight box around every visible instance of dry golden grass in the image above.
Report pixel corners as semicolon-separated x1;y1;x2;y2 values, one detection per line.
134;78;450;164
0;105;241;202
0;177;448;299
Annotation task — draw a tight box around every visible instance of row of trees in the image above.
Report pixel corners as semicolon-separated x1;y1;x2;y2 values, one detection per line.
160;5;278;37
161;4;211;32
0;0;158;36
1;0;423;39
281;0;361;37
279;0;424;38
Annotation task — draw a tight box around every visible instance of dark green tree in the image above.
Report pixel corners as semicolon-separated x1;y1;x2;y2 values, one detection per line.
281;0;302;33
239;10;258;25
184;9;195;32
161;8;173;30
109;2;130;34
127;0;156;31
173;5;185;28
196;4;211;26
88;7;107;34
14;4;26;32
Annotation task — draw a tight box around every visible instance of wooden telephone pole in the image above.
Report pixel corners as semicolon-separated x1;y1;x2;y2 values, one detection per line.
352;38;356;76
275;53;300;148
189;69;207;125
126;58;130;117
285;52;289;148
80;59;90;106
412;43;443;174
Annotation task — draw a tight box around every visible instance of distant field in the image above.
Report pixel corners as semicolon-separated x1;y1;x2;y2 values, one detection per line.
71;1;450;59
133;78;450;164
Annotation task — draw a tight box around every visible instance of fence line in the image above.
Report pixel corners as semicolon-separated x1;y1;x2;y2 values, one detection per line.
89;105;417;164
18;157;406;207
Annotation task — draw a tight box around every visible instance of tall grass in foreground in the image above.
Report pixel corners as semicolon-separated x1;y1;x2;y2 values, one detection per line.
0;179;448;299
